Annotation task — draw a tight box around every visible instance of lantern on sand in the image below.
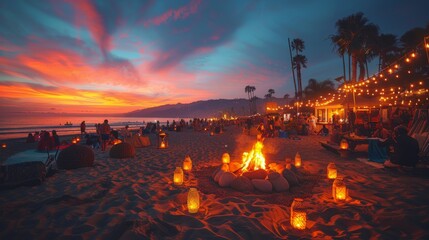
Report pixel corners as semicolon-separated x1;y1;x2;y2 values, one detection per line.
222;153;230;164
158;131;168;149
294;152;302;167
183;155;192;171
290;198;306;230
340;139;349;150
221;163;229;172
327;163;337;179
173;167;184;185
285;158;292;169
187;188;200;213
332;177;347;202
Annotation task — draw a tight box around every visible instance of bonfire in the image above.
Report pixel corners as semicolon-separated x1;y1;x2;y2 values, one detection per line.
239;140;267;174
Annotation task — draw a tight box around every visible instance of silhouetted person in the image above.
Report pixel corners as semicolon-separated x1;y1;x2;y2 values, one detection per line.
100;119;111;151
80;121;86;135
26;133;35;143
318;125;329;136
383;126;419;167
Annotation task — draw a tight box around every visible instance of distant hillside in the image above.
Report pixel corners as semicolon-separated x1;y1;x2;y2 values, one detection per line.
124;98;292;118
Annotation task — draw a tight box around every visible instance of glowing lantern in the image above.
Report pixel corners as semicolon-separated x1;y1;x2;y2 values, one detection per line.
290;198;306;230
327;162;337;179
1;143;6;148
210;131;214;136
71;138;77;144
340;139;348;150
187;188;200;213
332;177;347;202
285;158;292;169
183;155;192;171
173;167;184;185
221;163;229;172
294;152;301;167
76;137;80;142
222;153;230;164
158;131;168;149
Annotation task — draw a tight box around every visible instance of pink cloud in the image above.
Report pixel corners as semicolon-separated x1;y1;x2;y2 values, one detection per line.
68;0;111;56
144;0;202;27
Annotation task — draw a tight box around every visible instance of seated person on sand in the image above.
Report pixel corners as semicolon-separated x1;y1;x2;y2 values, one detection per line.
120;125;131;141
26;133;35;143
382;126;420;168
371;123;391;139
318;125;329;136
51;130;60;148
37;131;53;151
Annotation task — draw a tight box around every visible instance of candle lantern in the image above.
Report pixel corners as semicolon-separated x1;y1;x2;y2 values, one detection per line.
294;152;301;167
187;188;200;213
285;158;292;169
332;177;347;202
173;167;184;185
327;162;337;179
222;153;230;164
71;138;77;144
210;131;214;136
221;163;229;172
183;155;192;171
290;198;306;230
340;139;349;150
1;143;6;148
158;131;168;149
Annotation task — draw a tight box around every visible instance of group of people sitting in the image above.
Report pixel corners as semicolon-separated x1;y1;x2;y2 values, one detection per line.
29;130;61;151
377;124;420;168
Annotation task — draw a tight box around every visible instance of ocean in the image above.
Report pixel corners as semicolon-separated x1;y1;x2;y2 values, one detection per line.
0;115;190;140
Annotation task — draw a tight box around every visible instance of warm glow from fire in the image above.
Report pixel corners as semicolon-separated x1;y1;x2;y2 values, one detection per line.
241;141;266;173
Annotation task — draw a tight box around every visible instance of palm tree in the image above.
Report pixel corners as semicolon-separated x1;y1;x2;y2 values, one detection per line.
245;85;252;115
292;54;308;96
331;12;379;83
303;79;336;100
291;38;306;98
245;85;257;114
376;34;398;71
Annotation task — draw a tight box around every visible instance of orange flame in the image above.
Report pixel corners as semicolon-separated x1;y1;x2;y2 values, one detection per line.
241;141;266;173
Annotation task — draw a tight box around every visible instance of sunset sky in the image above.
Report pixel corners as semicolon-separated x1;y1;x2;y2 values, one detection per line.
1;0;428;114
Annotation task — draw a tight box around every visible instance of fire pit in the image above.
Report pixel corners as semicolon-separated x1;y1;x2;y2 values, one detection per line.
212;140;301;193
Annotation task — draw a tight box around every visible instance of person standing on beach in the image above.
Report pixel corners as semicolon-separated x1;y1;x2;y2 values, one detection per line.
100;119;111;151
80;121;86;135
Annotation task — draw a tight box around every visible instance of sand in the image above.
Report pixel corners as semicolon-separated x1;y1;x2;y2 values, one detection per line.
1;126;429;239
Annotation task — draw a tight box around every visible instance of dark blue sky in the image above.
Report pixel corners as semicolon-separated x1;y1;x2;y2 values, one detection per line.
0;0;428;113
